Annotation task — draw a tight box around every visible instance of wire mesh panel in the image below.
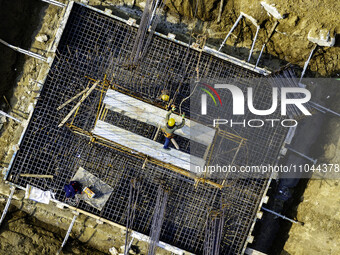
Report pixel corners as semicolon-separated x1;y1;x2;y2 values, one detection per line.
6;3;292;254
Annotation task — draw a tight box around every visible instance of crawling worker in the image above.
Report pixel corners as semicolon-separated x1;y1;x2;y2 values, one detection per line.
163;105;185;150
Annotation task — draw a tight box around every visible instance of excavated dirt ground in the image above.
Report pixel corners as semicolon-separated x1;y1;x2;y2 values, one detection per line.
0;205;106;255
0;0;339;254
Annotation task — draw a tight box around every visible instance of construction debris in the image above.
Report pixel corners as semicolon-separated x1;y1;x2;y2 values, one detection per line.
308;29;336;47
260;1;285;19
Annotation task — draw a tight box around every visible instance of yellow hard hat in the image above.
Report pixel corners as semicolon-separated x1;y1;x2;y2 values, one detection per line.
168;118;175;127
161;94;169;102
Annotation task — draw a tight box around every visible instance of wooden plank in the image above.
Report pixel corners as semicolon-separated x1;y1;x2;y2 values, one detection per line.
103;89;215;146
57;87;89;110
58;81;99;127
93;120;205;172
20;174;54;179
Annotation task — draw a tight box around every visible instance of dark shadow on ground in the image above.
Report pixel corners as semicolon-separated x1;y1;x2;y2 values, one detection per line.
0;0;47;111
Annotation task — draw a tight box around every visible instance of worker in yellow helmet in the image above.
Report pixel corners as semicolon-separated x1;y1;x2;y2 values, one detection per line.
161;94;169;102
163;105;185;150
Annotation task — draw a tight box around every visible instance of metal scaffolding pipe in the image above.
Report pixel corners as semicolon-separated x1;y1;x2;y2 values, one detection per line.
218;14;243;52
0;39;47;62
262;207;303;225
299;44;317;83
56;213;78;255
287;147;317;164
248;25;260;62
0;186;15;226
148;0;161;28
255;44;265;68
217;0;224;23
310;101;340;117
0;110;21;123
40;0;66;7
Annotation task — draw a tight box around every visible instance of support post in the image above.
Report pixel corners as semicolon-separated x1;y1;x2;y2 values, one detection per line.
56;212;79;255
299;44;317;83
218;14;243;52
248;25;260;62
262;207;303;225
287;147;317;164
217;0;224;23
0;39;47;62
255;21;278;68
124;237;135;255
0;186;15;226
255;44;265;68
0;110;21;123
148;0;161;28
40;0;66;7
310;101;340;117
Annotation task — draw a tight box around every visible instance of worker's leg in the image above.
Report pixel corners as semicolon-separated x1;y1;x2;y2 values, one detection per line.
170;138;179;150
163;137;170;149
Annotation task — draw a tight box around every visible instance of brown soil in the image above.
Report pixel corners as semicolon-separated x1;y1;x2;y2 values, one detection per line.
0;205;106;255
164;0;340;76
282;179;340;255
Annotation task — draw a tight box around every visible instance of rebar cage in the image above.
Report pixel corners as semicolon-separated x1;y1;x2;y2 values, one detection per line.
6;3;294;254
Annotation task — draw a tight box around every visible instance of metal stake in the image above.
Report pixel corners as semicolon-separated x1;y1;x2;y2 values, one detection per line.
255;21;278;68
255;44;265;68
248;25;260;62
218;14;243;52
40;0;66;7
0;110;21;123
287;147;317;164
56;213;78;255
299;44;317;83
262;207;303;225
310;101;340;117
0;39;47;62
0;186;15;226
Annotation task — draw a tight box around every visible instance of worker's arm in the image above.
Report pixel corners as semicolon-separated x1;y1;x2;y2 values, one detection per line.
174;115;185;130
165;110;172;122
165;106;176;122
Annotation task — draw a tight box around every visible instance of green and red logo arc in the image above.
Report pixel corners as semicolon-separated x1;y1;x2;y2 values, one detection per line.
200;84;223;107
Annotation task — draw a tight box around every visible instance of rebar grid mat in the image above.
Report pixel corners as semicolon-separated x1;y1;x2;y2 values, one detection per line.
6;3;295;254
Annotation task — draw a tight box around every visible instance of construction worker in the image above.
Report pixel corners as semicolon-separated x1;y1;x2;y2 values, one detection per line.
163;106;185;150
161;94;169;102
156;89;170;106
